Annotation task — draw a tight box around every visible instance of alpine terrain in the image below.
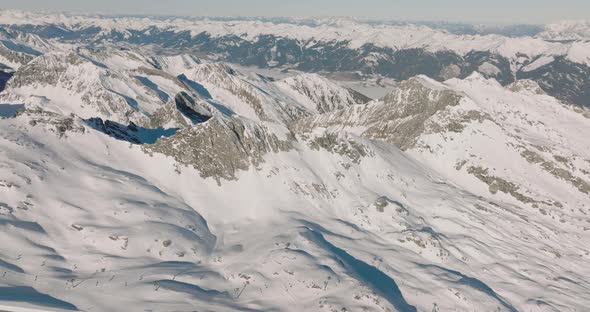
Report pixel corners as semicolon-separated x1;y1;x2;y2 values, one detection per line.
0;9;589;312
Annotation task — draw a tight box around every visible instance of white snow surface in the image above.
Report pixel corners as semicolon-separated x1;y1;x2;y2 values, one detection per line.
0;22;589;312
0;10;589;67
540;20;590;40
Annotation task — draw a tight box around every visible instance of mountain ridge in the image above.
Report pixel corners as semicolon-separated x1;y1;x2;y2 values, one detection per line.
0;12;590;312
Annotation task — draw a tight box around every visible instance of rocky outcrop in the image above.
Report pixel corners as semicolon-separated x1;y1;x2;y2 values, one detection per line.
144;117;292;182
146;92;213;130
5;52;144;123
275;73;370;114
20;107;85;137
509;79;546;95
294;76;463;150
521;149;590;196
305;132;372;164
467;166;536;204
0;38;41;70
85;117;142;144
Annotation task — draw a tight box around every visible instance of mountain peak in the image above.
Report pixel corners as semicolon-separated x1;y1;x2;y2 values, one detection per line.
1;11;590;312
276;73;369;114
509;79;546;95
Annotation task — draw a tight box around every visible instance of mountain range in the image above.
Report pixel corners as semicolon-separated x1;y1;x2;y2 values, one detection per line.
0;10;589;312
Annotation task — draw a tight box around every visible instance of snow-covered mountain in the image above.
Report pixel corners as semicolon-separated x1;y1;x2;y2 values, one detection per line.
275;73;370;114
0;10;581;63
297;72;590;217
1;10;589;108
1;11;590;312
540;20;590;40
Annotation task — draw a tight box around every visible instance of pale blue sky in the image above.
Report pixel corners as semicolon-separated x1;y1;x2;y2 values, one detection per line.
0;0;588;24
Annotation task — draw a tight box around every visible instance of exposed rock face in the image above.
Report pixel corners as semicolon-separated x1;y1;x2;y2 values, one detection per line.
147;100;192;129
6;52;69;88
5;51;144;123
306;132;372;164
148;54;202;74
373;196;389;212
509;79;546;95
20;107;85;137
467;166;536;204
275;73;370;114
181;62;315;123
521;149;590;196
290;71;590;219
85;117;142;144
371;79;462;149
173;92;212;124
2;47;373;183
144;117;292;182
147;92;210;129
1;49;221;127
294;76;463;150
185;63;271;120
0;43;37;69
0;30;48;70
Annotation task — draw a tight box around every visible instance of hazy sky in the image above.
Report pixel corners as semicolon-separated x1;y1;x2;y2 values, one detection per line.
0;0;588;24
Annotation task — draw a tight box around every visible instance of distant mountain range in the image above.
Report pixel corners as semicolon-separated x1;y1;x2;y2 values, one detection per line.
1;11;589;107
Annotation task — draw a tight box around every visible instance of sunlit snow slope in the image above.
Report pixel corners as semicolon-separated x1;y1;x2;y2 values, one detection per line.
0;18;589;312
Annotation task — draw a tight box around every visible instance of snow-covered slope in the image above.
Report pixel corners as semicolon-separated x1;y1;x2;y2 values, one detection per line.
0;10;588;67
1;15;590;312
0;27;63;71
3;95;590;311
0;48;225;125
3;10;590;107
298;72;590;217
540;20;590;40
414;73;590;217
149;54;203;75
275;73;370;114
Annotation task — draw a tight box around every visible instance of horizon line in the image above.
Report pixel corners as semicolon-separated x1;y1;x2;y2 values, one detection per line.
2;8;588;27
